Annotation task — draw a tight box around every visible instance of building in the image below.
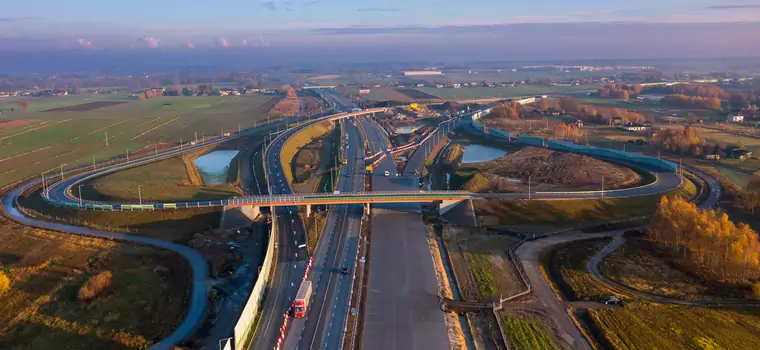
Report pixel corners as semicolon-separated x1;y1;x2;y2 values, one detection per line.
730;149;753;160
703;154;721;160
402;71;443;76
727;111;744;123
611;116;624;125
621;122;651;132
570;119;584;128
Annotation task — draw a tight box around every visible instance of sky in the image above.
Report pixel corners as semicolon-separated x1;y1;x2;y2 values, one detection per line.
2;1;760;59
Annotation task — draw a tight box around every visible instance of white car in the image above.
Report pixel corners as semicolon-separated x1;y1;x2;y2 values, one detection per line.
384;171;390;177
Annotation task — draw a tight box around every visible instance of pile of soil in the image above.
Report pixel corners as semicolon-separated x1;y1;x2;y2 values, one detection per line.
268;88;299;116
475;146;641;192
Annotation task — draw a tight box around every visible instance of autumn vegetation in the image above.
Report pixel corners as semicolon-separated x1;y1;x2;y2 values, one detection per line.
558;96;647;124
0;270;8;296
487;101;528;119
661;94;722;110
78;270;113;301
597;83;643;100
551;123;583;141
649;196;760;285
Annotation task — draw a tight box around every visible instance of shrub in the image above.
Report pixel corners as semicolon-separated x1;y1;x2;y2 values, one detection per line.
753;282;760;298
0;270;9;296
78;271;112;301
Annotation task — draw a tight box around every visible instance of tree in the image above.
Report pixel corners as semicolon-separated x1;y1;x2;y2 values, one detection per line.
537;98;549;112
78;271;112;301
0;270;8;296
729;93;749;109
559;96;581;114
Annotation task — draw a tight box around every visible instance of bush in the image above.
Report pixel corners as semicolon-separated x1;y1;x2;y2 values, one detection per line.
753;282;760;298
0;270;9;296
78;271;112;301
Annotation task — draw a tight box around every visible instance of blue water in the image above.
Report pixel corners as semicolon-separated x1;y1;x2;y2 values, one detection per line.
461;144;507;163
193;150;239;185
395;124;422;134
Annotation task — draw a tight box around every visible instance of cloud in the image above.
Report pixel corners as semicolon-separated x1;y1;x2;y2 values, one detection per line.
242;39;248;46
187;43;195;49
357;8;401;12
215;37;230;48
0;16;41;22
135;36;160;48
708;4;760;10
77;38;93;47
262;1;278;11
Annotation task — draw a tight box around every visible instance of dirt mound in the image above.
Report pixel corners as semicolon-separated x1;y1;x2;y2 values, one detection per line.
476;146;641;192
267;88;300;116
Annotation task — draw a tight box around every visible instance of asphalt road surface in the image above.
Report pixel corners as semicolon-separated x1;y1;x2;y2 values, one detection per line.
358;116;449;350
250;124;311;350
515;165;723;350
283;118;366;349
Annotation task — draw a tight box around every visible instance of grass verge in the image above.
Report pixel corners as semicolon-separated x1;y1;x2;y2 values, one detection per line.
499;310;561;350
280;120;334;185
0;217;190;349
474;178;696;228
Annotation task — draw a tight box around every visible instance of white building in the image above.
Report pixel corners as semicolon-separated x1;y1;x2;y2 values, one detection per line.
402;71;443;76
727;113;744;123
622;123;651;132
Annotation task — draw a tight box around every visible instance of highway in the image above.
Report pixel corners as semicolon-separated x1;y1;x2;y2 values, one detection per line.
284;118;365;349
249;122;312;350
357;116;450;350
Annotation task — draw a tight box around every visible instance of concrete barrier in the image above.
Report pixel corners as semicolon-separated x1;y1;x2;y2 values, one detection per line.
233;226;276;349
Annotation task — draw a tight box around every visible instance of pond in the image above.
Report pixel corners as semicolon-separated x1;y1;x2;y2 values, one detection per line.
461;144;507;163
394;123;424;134
193;150;239;185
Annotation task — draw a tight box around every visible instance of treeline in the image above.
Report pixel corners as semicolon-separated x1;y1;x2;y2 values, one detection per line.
645;83;728;99
487;101;528;120
558;96;647;124
653;126;709;156
650;196;760;284
661;94;722;110
137;90;163;100
551;123;582;141
597;84;643;100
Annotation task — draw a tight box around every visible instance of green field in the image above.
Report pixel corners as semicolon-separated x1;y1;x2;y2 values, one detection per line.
0;95;274;187
418;85;596;100
82;154;241;202
500;311;561;350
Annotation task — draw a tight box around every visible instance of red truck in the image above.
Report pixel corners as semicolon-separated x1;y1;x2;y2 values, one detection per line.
293;281;312;318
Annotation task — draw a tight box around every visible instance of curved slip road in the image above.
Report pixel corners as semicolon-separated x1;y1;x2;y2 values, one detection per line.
514;165;724;349
2;183;209;350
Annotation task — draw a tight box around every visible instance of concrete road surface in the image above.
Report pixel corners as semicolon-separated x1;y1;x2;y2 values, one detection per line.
359;117;449;350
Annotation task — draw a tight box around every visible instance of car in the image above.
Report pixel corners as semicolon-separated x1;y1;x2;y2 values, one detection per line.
341;265;349;274
600;296;622;305
384;171;390;177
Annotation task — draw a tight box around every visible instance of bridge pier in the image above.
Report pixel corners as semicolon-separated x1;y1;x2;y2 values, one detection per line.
306;204;312;217
365;203;370;215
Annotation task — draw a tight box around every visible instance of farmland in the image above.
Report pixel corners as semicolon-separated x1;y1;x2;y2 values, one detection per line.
0;217;189;349
0;94;274;187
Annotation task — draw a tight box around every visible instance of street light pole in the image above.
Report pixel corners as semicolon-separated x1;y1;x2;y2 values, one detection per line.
78;185;83;208
601;176;605;198
138;185;143;206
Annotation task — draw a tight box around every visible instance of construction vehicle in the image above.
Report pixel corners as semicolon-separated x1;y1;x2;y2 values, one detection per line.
365;165;373;174
294;281;312;318
342;159;348;165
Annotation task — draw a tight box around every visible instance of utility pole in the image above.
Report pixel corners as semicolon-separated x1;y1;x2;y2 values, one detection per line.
41;172;46;193
180;138;183;150
92;156;96;171
195;132;198;144
138;185;143;206
104;133;109;147
126;149;129;162
601;176;605;198
60;164;64;180
238;124;241;134
78;185;83;208
155;143;158;155
202;133;205;143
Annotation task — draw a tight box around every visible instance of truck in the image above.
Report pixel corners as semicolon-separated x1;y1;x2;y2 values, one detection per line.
294;281;312;318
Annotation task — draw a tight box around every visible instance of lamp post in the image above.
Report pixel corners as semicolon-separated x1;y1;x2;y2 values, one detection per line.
78;185;84;208
138;185;143;206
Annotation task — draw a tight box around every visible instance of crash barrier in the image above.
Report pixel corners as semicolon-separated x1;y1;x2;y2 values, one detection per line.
232;226;276;349
514;135;677;172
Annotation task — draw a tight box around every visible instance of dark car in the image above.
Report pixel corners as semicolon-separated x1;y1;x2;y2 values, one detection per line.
341;265;349;274
600;296;622;305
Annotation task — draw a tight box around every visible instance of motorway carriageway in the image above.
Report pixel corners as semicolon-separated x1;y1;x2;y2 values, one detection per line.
284;118;366;349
